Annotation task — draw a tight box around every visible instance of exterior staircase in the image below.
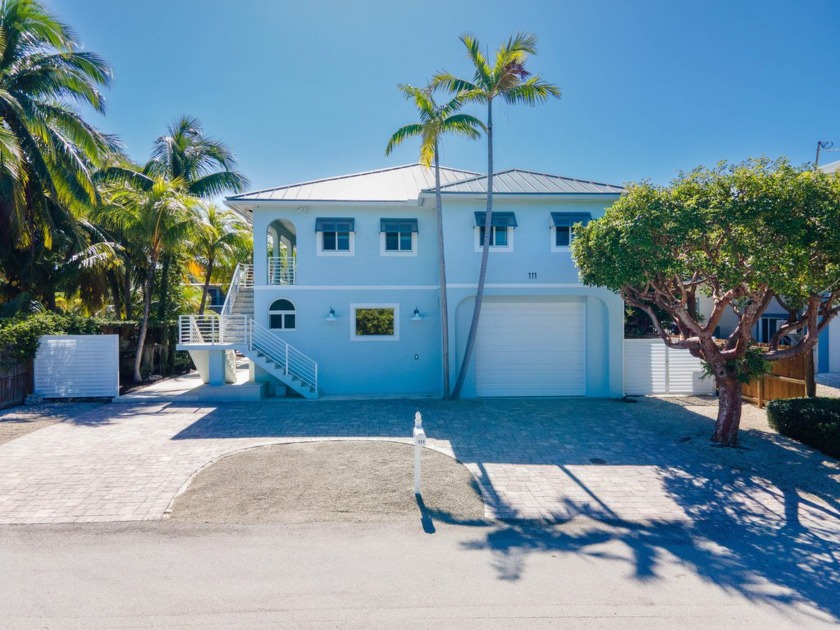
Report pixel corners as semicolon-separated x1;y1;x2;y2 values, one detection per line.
178;263;319;399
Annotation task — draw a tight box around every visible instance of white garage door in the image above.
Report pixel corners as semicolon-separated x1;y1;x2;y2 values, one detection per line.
475;301;586;397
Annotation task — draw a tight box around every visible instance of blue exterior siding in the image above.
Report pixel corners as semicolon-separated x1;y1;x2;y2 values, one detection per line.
244;189;624;397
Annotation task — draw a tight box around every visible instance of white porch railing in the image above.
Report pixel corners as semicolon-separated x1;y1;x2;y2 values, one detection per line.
220;263;253;318
267;256;296;285
178;314;317;393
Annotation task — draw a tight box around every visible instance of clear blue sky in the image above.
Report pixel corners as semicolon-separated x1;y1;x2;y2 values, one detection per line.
50;0;840;191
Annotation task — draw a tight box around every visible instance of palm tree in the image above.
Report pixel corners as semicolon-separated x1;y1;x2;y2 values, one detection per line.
434;33;560;398
97;174;195;383
385;85;484;399
149;115;249;197
192;202;251;314
0;0;118;305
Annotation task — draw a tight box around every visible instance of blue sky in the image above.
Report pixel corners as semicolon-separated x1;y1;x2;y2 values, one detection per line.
50;0;840;191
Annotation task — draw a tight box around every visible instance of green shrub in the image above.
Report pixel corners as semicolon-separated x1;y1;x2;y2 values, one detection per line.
766;397;840;460
0;312;102;367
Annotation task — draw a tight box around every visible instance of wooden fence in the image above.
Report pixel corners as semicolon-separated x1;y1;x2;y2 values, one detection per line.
742;351;813;408
0;362;32;410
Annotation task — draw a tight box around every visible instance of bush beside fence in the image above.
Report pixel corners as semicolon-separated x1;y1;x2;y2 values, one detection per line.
766;397;840;460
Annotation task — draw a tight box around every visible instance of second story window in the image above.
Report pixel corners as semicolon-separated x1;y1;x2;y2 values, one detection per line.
315;218;355;256
551;212;592;251
474;211;517;252
380;218;418;256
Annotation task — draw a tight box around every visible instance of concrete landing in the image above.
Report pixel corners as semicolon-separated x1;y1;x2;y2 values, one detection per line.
115;368;267;403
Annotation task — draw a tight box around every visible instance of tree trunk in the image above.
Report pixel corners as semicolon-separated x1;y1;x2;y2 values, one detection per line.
712;375;743;446
108;271;123;319
133;262;156;384
433;150;451;400
123;267;133;321
198;258;214;316
452;98;493;399
157;253;171;321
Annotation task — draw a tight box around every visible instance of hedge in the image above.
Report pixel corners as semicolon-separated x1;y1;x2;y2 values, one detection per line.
0;312;102;367
766;397;840;460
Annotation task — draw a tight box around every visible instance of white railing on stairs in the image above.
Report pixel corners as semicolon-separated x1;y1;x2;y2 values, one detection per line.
177;314;317;394
220;263;254;318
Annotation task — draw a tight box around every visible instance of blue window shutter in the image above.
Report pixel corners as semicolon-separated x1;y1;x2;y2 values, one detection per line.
474;212;518;228
315;218;355;232
380;218;418;233
551;212;592;227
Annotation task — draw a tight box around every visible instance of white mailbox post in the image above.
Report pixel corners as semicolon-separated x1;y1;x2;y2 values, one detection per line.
413;411;426;495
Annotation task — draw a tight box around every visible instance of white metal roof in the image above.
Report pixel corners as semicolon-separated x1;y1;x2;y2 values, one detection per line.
820;160;840;174
427;169;624;195
227;164;479;203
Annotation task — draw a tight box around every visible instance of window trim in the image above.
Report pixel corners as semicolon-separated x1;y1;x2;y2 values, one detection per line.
474;225;514;252
315;217;355;256
550;212;592;252
380;231;418;256
350;303;400;341
268;298;297;331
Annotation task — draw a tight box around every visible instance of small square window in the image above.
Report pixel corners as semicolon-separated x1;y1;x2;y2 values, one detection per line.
323;231;350;251
385;232;413;252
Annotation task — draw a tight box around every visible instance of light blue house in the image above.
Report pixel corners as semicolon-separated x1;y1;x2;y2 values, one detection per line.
178;164;625;399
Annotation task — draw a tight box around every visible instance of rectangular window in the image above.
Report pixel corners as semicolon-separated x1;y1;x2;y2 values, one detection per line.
316;217;355;255
551;212;592;251
354;307;397;339
479;226;509;247
474;212;516;252
380;218;418;255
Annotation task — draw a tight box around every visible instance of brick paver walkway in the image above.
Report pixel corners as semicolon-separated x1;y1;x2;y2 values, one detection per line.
0;398;838;530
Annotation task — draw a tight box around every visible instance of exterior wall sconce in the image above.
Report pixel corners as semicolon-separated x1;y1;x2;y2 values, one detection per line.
326;307;337;321
411;307;423;321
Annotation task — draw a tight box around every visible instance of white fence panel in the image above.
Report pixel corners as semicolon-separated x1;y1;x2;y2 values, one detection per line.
34;335;119;399
624;338;715;396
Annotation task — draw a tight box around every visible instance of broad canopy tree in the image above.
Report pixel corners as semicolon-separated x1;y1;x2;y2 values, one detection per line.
572;159;840;446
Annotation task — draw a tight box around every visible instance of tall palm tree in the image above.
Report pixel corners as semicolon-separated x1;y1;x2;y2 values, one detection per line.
385;85;484;399
97;174;195;383
192;202;251;314
434;33;560;398
0;0;118;304
149;115;249;198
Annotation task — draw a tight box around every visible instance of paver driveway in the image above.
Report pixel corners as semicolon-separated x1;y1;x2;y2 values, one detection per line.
0;398;838;531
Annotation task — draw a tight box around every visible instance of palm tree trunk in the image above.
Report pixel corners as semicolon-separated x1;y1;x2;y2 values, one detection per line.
123;267;133;321
198;258;214;315
452;98;494;399
156;253;171;321
108;270;123;319
133;260;156;383
433;148;451;400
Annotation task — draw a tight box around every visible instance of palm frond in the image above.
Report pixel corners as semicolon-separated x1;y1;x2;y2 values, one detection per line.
385;123;424;155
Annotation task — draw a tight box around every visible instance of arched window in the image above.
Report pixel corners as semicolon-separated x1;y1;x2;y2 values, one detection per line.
269;299;296;330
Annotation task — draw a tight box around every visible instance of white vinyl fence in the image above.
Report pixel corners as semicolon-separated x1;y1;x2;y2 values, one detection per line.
34;335;119;399
624;338;715;396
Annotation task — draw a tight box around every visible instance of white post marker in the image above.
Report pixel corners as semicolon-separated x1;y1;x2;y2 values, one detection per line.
413;411;426;495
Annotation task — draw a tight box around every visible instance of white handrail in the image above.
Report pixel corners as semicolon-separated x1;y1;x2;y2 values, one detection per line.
220;263;254;318
178;314;318;394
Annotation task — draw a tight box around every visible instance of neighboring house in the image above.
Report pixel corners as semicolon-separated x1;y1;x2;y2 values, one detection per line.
818;160;840;381
180;164;626;398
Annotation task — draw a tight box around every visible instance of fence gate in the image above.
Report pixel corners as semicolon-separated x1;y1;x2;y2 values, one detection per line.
624;338;715;396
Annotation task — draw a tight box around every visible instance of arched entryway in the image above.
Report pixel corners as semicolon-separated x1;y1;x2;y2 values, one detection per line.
266;219;297;285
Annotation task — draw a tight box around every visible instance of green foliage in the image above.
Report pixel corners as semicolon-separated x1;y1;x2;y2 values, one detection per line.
355;308;395;336
766;397;840;460
0;312;102;367
572;159;840;302
701;345;771;384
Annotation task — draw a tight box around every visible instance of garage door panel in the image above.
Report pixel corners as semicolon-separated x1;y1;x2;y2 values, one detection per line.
475;301;586;397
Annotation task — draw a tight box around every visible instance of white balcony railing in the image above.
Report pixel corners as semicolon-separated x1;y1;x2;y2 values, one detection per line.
268;256;296;285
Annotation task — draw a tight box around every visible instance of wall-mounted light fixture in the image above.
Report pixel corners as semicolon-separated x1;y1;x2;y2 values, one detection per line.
326;307;337;321
411;307;423;321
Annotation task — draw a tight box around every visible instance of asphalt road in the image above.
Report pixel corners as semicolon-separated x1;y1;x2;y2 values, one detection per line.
1;519;836;629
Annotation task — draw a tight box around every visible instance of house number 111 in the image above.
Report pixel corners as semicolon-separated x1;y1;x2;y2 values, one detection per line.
528;272;538;280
